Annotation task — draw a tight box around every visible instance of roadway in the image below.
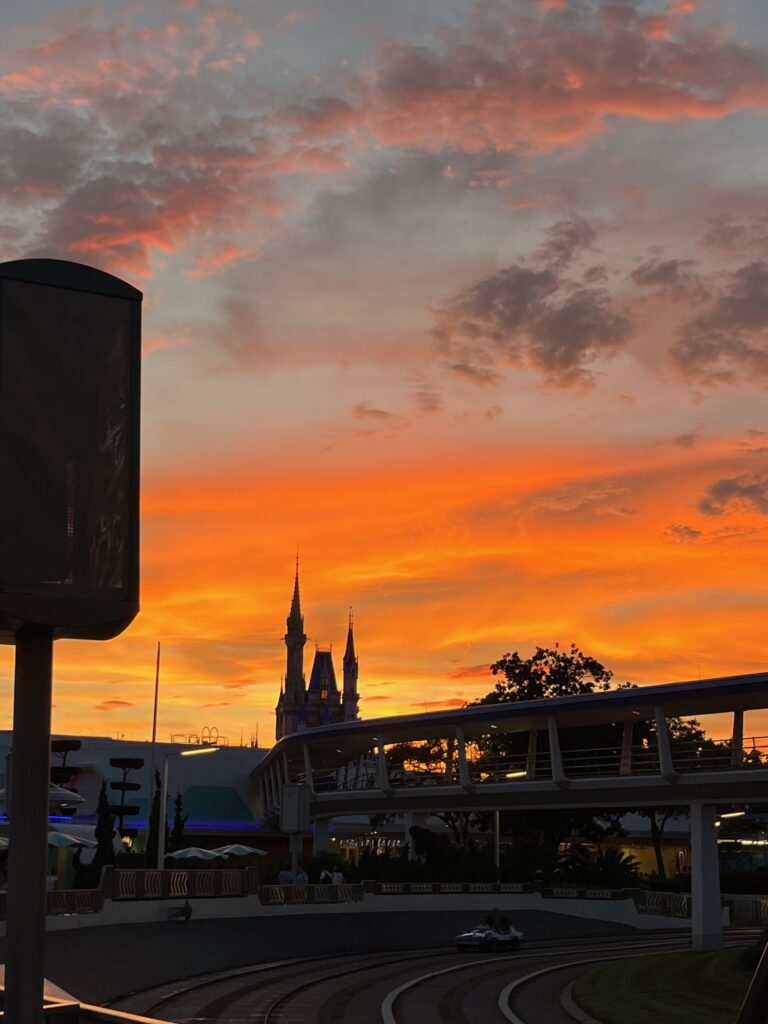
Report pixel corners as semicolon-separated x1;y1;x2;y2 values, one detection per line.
113;929;760;1024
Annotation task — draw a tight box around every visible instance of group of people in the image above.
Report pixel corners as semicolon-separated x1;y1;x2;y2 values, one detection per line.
276;864;346;886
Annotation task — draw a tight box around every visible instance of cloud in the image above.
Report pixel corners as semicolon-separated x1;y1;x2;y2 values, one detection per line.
537;217;596;267
412;388;443;414
434;222;631;388
702;215;768;258
450;664;491;679
411;698;466;710
663;523;702;543
660;431;699;448
353;402;399;421
698;474;768;517
286;2;768;155
94;699;134;711
631;258;704;299
670;261;768;383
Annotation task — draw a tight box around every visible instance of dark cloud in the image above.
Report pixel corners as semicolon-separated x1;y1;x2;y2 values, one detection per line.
698;474;768;517
94;699;134;711
631;258;703;299
353;402;398;420
670;261;768;383
537;217;596;267
661;432;699;448
663;523;702;543
434;227;631;388
702;215;768;258
412;388;443;413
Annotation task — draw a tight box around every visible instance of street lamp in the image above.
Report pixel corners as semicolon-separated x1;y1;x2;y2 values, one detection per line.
156;747;219;869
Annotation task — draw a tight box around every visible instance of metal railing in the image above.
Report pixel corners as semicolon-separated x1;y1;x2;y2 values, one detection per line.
299;736;768;797
259;883;363;904
110;866;260;901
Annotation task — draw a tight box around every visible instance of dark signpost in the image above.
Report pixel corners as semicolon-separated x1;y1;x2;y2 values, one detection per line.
0;259;141;1022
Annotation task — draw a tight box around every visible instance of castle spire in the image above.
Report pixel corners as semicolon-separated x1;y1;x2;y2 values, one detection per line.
288;553;303;628
343;606;359;722
344;607;356;662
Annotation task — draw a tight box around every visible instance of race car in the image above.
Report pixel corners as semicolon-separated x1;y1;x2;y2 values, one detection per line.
454;922;524;952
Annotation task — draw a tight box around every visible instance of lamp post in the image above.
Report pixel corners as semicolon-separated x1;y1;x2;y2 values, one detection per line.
156;747;219;869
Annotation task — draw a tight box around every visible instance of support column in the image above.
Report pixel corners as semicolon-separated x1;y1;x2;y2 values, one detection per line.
303;744;315;794
312;817;331;856
456;727;474;792
547;717;568;788
283;752;291;785
526;728;538;779
403;812;426;860
493;810;500;875
655;706;679;783
376;739;392;795
731;710;744;769
6;625;54;1024
620;720;634;776
691;802;722;951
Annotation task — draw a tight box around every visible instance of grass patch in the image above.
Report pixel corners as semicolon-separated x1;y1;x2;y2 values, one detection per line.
571;947;751;1024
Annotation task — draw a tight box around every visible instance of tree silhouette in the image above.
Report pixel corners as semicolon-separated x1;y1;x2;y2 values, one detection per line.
169;790;188;852
94;781;115;868
145;769;161;866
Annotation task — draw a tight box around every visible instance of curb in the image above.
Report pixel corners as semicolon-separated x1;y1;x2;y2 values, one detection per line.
560;979;606;1024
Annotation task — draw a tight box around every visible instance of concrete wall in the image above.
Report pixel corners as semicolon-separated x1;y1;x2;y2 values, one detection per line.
0;890;690;936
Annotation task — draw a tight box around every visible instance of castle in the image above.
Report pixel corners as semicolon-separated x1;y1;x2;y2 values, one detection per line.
274;564;360;740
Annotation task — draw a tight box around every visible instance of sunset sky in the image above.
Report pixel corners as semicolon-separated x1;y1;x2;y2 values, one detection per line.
1;0;767;745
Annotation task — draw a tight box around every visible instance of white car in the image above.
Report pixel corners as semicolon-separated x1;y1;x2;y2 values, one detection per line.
454;923;523;952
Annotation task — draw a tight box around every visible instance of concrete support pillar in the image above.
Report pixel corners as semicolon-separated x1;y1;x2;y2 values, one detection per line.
526;728;538;779
376;739;392;795
313;817;331;856
493;810;501;873
403;812;426;860
691;802;722;951
303;744;315;794
456;727;474;792
731;710;744;768
547;717;568;788
620;720;634;776
654;706;679;783
445;735;455;780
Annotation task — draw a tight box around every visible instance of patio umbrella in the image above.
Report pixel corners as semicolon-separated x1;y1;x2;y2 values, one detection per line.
166;847;227;861
211;844;267;857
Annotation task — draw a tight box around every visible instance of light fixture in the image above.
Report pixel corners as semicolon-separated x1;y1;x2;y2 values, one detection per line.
720;810;746;819
490;725;498;730
181;746;219;757
505;771;526;779
715;821;721;827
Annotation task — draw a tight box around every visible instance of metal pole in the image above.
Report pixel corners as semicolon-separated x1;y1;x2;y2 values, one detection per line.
147;642;161;854
5;624;54;1024
493;810;500;876
156;755;171;870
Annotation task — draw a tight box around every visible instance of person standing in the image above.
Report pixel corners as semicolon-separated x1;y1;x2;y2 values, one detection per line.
295;866;309;885
331;865;345;885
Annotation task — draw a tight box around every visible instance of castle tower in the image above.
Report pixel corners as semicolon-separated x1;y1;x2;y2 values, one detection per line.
275;559;307;739
343;610;360;722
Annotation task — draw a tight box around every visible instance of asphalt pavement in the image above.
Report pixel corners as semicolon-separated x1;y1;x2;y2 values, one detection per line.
9;909;639;1005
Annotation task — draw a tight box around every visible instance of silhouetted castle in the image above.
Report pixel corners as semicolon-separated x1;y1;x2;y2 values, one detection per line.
275;563;360;740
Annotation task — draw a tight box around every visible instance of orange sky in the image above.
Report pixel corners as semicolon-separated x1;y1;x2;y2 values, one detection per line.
1;0;767;745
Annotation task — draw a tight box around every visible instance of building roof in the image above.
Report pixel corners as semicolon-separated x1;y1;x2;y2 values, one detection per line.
308;650;338;693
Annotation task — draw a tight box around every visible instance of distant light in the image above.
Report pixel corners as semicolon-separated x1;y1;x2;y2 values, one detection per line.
181;747;219;757
505;771;527;779
336;749;343;753
715;821;721;827
490;725;498;730
721;810;746;819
